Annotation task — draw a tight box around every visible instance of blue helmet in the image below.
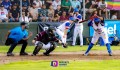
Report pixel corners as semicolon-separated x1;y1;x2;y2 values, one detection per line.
69;17;75;21
74;8;79;12
94;18;100;23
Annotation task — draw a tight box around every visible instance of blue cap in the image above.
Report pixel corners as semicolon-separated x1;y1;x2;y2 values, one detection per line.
69;17;75;21
94;18;100;23
74;8;79;12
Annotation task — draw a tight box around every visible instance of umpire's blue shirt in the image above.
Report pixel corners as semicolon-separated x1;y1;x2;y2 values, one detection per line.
8;26;28;43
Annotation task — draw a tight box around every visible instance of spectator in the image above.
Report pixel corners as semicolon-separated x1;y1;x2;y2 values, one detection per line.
61;0;72;12
0;0;3;5
22;0;30;8
19;12;29;22
52;0;61;10
98;0;108;19
9;3;19;22
70;0;81;10
10;0;20;5
54;5;62;22
0;4;8;22
91;0;99;9
48;5;54;22
44;0;53;9
22;4;29;17
2;0;12;10
59;11;69;22
38;5;48;22
111;12;118;20
29;3;38;22
29;0;34;6
33;0;42;10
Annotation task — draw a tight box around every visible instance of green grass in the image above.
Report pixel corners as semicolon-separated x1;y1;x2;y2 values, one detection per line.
0;45;120;53
0;60;120;70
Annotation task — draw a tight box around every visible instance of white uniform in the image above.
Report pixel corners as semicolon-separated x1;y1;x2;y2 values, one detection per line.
72;14;83;46
56;21;71;44
91;21;109;44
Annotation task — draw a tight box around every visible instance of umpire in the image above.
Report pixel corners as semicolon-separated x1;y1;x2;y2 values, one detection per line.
5;22;32;56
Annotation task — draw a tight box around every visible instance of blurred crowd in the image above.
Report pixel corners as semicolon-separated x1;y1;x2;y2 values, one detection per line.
0;0;119;23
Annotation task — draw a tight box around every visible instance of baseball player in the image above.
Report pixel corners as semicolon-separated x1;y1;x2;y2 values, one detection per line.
72;8;83;46
32;27;61;56
84;17;112;56
56;17;75;48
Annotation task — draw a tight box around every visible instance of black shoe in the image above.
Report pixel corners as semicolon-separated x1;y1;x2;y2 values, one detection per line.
7;53;14;56
20;52;28;56
31;53;36;56
43;52;50;56
62;43;68;48
109;54;112;56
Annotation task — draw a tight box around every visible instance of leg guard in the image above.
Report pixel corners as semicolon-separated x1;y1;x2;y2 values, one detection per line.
85;43;94;54
44;42;57;56
106;43;112;54
33;42;43;55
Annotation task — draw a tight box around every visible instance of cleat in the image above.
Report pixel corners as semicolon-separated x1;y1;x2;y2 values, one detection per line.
20;52;28;56
7;53;14;56
43;52;50;56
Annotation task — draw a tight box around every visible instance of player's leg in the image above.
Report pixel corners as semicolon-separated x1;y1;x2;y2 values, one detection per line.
32;41;43;56
43;42;57;56
72;27;78;46
84;33;99;55
101;33;112;56
18;40;28;55
6;38;17;56
56;29;67;48
79;26;83;46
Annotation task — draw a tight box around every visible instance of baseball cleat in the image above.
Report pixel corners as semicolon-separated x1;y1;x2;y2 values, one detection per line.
109;53;112;56
62;43;68;48
84;53;88;56
7;53;14;56
43;52;50;56
20;52;28;56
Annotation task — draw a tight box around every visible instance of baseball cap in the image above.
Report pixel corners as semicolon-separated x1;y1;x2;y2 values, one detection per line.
69;17;75;21
0;4;4;7
94;18;100;23
32;2;36;5
20;22;27;26
74;8;79;12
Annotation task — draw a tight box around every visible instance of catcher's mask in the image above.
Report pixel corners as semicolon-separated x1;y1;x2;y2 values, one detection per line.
46;26;56;36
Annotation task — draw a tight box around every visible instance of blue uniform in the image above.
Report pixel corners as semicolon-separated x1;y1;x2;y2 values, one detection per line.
8;26;28;43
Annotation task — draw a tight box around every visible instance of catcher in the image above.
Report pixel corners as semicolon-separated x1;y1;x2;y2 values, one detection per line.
32;27;61;56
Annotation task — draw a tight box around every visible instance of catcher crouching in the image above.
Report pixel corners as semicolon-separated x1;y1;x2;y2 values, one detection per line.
32;27;61;56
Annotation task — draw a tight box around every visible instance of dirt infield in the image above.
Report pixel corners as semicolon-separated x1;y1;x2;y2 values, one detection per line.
0;50;120;64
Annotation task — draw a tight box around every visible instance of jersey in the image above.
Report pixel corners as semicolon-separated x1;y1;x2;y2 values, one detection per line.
74;14;83;26
8;27;28;42
88;19;105;34
57;21;71;32
34;31;59;44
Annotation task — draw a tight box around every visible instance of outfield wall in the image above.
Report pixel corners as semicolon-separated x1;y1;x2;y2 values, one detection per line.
0;22;90;45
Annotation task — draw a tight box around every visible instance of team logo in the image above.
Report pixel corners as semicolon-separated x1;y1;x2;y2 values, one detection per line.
51;60;58;67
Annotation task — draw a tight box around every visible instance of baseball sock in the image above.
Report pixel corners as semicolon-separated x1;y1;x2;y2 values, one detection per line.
106;43;112;54
85;43;94;54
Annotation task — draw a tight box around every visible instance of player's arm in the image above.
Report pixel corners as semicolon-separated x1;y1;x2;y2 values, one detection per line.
23;32;33;40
